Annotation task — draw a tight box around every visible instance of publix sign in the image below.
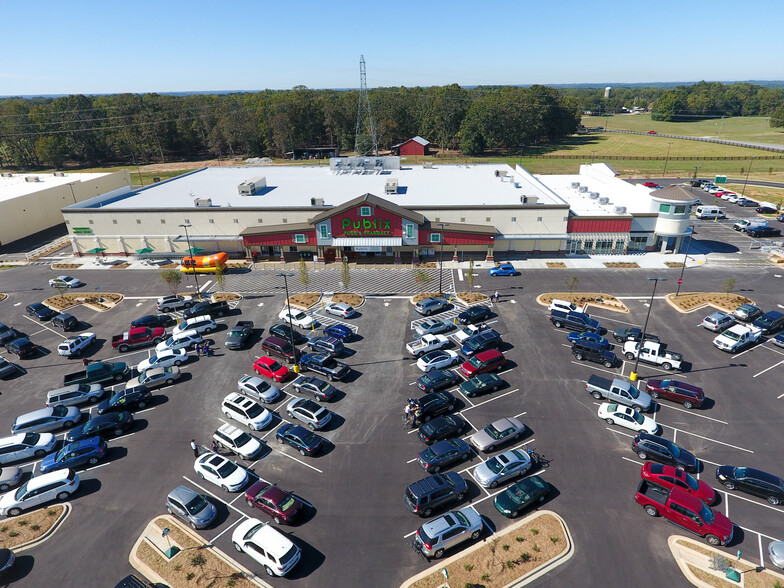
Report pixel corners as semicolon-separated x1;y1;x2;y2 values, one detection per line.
341;216;392;237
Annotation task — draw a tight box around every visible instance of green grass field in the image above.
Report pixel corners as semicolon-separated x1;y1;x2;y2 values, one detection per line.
581;114;784;146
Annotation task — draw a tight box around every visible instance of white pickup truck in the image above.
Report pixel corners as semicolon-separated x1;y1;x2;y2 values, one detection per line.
623;340;683;370
406;334;449;358
713;324;763;353
453;323;493;344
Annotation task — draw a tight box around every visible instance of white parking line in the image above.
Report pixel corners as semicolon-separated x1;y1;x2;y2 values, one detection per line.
181;475;248;517
84;462;111;472
605;427;635;438
753;359;784;378
655;403;728;425
570;361;620;377
199;280;212;292
276;451;323;474
21;315;62;337
461;389;518;412
733;345;759;358
621;456;641;465
210;515;246;543
659;425;754;454
720;489;784;515
759;533;764;567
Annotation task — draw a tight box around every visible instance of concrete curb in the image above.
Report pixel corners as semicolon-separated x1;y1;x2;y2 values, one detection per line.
128;514;271;588
668;535;784;587
398;510;574;588
12;503;71;554
534;293;630;314
663;293;756;315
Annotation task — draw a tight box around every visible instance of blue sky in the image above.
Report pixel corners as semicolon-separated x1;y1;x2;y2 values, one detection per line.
2;0;782;95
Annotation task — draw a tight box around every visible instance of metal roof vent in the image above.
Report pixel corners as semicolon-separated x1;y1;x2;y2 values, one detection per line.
194;197;212;207
385;178;399;195
589;192;599;199
578;186;588;193
614;206;627;214
598;197;610;205
311;197;325;206
0;173;12;178
571;182;580;189
53;171;65;177
238;176;266;195
25;176;41;183
495;170;508;177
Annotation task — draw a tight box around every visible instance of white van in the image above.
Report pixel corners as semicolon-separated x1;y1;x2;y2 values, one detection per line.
172;315;217;336
156;329;204;353
695;206;725;220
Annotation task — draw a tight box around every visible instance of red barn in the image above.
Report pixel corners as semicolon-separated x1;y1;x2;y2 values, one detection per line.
391;136;430;156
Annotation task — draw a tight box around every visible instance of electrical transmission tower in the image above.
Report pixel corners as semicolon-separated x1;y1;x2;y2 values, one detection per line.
355;55;378;157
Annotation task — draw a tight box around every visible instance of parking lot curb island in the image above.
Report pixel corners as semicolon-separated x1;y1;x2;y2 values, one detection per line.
13;502;71;554
128;514;271;588
398;510;574;588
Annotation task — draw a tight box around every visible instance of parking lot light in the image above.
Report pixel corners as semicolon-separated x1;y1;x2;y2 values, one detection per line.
675;225;695;298
179;223;201;301
630;277;667;382
276;271;299;372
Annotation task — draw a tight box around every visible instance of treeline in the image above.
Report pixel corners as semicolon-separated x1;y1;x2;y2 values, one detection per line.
650;81;784;123
0;85;580;169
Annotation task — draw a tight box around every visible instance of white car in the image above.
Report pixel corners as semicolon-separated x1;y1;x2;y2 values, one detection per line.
597;402;658;434
172;315;217;336
232;518;301;577
49;275;83;288
137;348;188;373
725;194;741;203
325;302;355;318
237;375;281;404
278;309;316;329
222;393;273;431
415;319;454;337
194;452;249;492
417;350;460;372
57;333;96;357
0;468;80;516
156;330;203;353
472;449;532;488
213;424;264;460
548;299;584;314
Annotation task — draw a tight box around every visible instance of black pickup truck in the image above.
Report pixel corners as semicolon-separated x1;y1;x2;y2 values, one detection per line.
299;353;350;382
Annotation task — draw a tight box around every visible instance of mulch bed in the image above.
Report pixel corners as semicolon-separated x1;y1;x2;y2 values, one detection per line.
332;293;363;306
0;505;64;549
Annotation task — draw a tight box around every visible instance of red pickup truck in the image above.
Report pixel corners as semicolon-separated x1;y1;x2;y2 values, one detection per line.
635;480;733;546
111;327;166;352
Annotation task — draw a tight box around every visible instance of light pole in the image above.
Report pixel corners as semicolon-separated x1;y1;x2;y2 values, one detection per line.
675;225;694;298
741;156;756;198
436;222;449;296
663;142;673;176
178;223;201;300
630;277;667;382
276;271;299;372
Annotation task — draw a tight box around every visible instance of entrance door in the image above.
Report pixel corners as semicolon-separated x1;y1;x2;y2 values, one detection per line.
566;240;581;254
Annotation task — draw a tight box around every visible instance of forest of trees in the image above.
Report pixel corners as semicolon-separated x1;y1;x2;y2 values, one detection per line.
0;85;581;169
650;81;784;123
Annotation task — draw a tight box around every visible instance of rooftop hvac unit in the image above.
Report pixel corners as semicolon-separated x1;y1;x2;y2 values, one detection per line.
53;172;65;177
495;170;508;177
570;182;580;189
424;161;433;169
385;178;399;195
598;197;610;205
528;196;538;204
589;192;599;199
0;173;12;178
194;198;212;207
25;176;41;183
614;206;627;214
578;186;588;193
311;197;325;206
238;176;267;195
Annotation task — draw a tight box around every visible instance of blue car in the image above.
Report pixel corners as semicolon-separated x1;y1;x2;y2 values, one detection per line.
489;263;518;277
323;323;353;342
566;331;610;347
39;437;107;473
772;332;784;349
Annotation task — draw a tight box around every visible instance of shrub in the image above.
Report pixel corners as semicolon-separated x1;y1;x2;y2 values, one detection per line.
17;519;28;526
30;524;40;531
47;509;57;516
190;554;206;567
185;572;194;580
481;574;491;582
532;543;540;552
515;536;524;542
464;564;473;572
226;578;236;587
550;536;559;543
530;528;539;535
521;552;532;562
505;560;515;569
8;531;18;537
0;526;7;533
502;544;510;551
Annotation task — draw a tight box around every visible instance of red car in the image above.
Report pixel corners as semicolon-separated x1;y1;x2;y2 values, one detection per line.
244;480;303;524
643;182;659;188
460;349;506;378
641;462;717;505
253;356;290;382
647;130;657;134
645;378;704;409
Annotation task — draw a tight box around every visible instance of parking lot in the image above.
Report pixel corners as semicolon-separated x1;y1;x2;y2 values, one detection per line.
0;261;782;587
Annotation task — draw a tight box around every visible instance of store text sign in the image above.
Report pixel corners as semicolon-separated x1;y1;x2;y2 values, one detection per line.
334;208;403;238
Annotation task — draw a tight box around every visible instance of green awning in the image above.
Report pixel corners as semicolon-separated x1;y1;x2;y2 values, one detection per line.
185;247;204;254
136;247;154;254
86;247;106;254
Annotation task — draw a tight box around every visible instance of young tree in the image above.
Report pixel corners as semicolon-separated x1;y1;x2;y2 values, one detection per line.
467;259;475;291
341;258;351;291
413;269;432;294
160;269;182;297
214;262;227;292
565;276;579;294
299;259;310;289
50;276;70;298
723;278;737;295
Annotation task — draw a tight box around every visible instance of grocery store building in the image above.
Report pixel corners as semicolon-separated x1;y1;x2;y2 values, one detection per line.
60;159;692;262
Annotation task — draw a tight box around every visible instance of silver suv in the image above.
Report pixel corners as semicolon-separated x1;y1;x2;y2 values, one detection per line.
413;507;483;560
415;297;449;317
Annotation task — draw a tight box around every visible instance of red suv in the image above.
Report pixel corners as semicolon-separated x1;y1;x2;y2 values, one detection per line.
460;349;506;378
645;379;704;409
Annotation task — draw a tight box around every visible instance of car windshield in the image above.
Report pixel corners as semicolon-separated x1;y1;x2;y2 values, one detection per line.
14;481;29;500
244;522;264;541
234;431;252;445
294;312;307;321
723;330;741;341
54;444;72;461
22;433;40;445
757;316;774;327
216;461;238;477
421;447;436;461
185;494;209;515
734;467;747;479
682;472;700;491
485;424;503;439
669;444;681;458
468;356;482;368
52;406;68;417
246;404;264;418
627;385;640;399
419;374;433;386
465;338;482;351
148;354;159;363
454;510;469;526
510;481;542;504
632;411;645;425
298;429;318;445
269;361;283;371
699;504;715;525
486;456;507;473
165;336;176;346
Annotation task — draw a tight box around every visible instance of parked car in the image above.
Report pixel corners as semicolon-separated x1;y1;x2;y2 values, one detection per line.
472;449;532;488
96;385;152;415
737;198;759;207
416;369;461;393
12;406;82;434
299;353;349;381
549;310;601;333
0;323;17;346
65;411;134;442
46;383;104;407
493;475;551;518
415;319;454;337
260;335;302;364
757;206;778;214
286;397;332;430
733;303;763;323
194;452;249;492
275;423;324;456
268;323;307;344
598;403;658;434
747;226;782;238
777;214;784;223
6;338;37;359
324;302;355;318
459;373;504;398
278;309;316;329
643;181;659;188
641;462;716;505
0;468;79;516
245;480;303;524
405;472;467;517
237;374;282;404
156;295;194;312
701;312;735;332
769;541;784;569
412;391;457;425
253;356;290;382
155;330;203;354
469;417;526;453
225;321;254;350
126;366;181;390
39;437;107;473
323;323;353;342
57;333;96;358
548;299;582;314
417;438;472;474
632;432;698;472
488;263;518;276
183;300;230;320
417;415;468;445
417;350;460;373
459;349;506;378
456;305;492;325
51;313;79;331
222;393;272;431
773;332;784;349
412;508;483;560
0;433;57;464
137;349;188;373
231;518;301;577
571;339;618;368
292;376;337;401
645;379;704;409
306;335;344;357
166;485;217;529
460;330;503;358
567;331;610;347
613;327;659;344
131;314;176;328
0;358;17;380
716;466;784;505
0;467;22;492
752;310;784;335
213;424;265;460
49;275;83;289
172;315;217;336
414;297;450;316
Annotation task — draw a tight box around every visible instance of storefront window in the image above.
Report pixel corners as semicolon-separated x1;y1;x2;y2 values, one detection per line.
628;236;648;251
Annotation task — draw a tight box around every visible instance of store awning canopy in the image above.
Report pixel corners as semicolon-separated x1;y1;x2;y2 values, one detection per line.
332;237;403;247
86;247;106;254
185;247;204;254
135;247;154;254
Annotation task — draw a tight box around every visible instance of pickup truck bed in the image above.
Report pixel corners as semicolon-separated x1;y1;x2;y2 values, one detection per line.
636;479;669;505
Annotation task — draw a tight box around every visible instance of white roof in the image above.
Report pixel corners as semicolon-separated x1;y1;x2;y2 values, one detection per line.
0;172;111;204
